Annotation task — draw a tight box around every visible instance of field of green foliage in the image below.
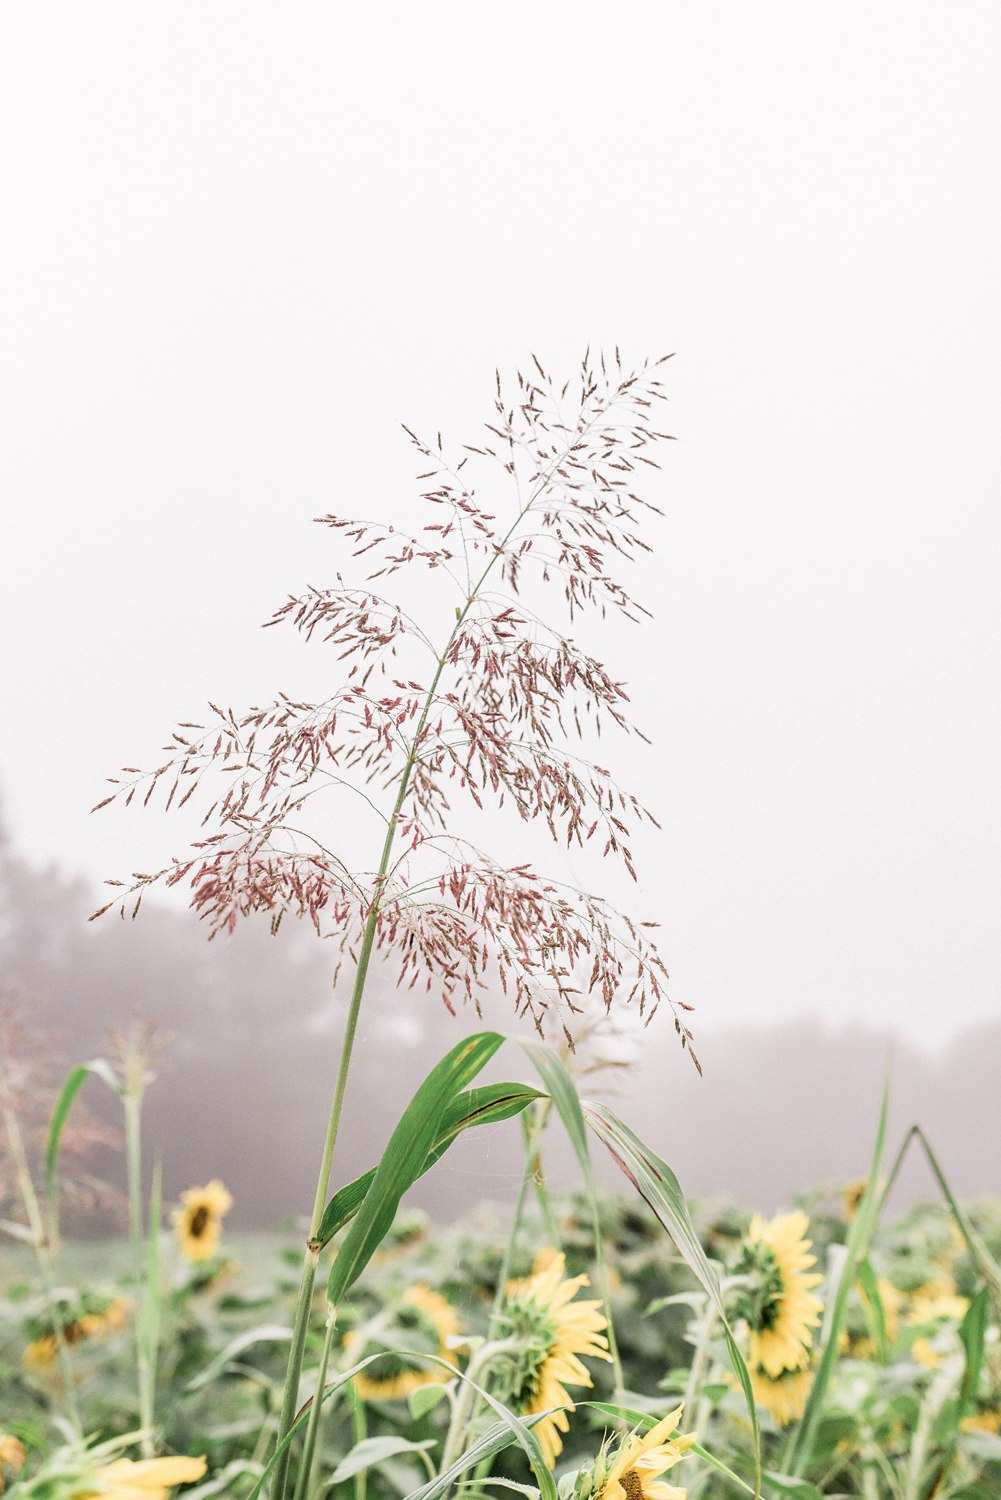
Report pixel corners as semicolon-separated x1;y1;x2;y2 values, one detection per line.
3;1078;1001;1500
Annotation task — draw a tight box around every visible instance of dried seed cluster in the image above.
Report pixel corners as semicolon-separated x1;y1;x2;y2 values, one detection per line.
93;353;697;1062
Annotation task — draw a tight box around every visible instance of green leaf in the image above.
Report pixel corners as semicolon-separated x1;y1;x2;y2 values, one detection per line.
330;1437;436;1484
409;1383;451;1420
182;1324;293;1392
314;1081;540;1250
856;1258;888;1361
45;1058;119;1241
959;1288;989;1416
784;1074;891;1478
327;1032;505;1307
403;1412;557;1500
583;1102;762;1498
761;1474;825;1500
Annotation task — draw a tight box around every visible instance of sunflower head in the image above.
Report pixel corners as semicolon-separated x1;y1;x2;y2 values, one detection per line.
494;1251;610;1466
22;1294;132;1369
171;1180;233;1262
0;1433;26;1494
735;1211;823;1376
345;1284;462;1402
841;1179;869;1223
7;1441;205;1500
564;1408;696;1500
80;1454;208;1498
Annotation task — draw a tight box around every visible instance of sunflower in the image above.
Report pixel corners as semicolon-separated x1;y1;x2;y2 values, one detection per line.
748;1361;814;1427
494;1250;610;1466
841;1179;869;1223
906;1288;969;1327
960;1406;1001;1435
737;1212;823;1376
79;1455;207;1498
574;1407;696;1500
23;1295;132;1369
171;1180;232;1262
345;1284;462;1402
0;1434;26;1494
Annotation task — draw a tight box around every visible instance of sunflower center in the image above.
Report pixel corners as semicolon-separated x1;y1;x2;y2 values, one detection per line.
189;1206;210;1238
620;1469;646;1500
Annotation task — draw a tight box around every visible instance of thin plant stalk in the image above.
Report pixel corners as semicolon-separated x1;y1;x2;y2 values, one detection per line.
292;1312;338;1500
489;1155;534;1329
123;1092;155;1456
523;1104;561;1248
439;1340;518;1473
349;1381;368;1500
592;1212;625;1410
273;650;470;1498
683;1295;719;1415
0;1087;82;1433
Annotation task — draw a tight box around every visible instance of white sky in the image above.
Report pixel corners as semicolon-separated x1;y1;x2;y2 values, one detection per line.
1;4;999;1048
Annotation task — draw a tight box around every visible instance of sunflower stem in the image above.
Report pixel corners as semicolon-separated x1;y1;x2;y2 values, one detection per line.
683;1295;718;1414
439;1340;518;1474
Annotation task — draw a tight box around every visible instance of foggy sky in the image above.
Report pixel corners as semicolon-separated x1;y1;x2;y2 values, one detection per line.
1;4;999;1049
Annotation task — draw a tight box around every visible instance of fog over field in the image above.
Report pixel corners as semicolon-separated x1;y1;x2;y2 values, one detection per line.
2;829;996;1229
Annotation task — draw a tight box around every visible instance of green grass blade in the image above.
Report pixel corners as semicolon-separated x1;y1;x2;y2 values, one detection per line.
314;1083;540;1250
45;1059;118;1242
905;1127;1001;1317
245;1349;553;1500
327;1032;505;1307
583;1101;762;1499
959;1287;989;1415
138;1160;162;1445
330;1437;436;1485
518;1041;626;1394
183;1325;295;1394
784;1073;891;1478
855;1258;888;1362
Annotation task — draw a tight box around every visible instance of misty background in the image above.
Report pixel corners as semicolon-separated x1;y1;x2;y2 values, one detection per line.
1;5;999;1228
1;818;996;1230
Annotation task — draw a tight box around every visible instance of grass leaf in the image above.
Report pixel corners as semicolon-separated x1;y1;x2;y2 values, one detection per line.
583;1101;762;1498
314;1082;540;1250
327;1033;505;1308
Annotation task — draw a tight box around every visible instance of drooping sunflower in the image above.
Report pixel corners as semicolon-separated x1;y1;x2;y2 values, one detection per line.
23;1295;132;1369
0;1433;26;1494
345;1284;462;1402
171;1180;233;1262
840;1178;869;1223
737;1211;823;1376
13;1444;206;1500
494;1250;610;1466
79;1454;207;1498
748;1361;815;1427
575;1406;696;1500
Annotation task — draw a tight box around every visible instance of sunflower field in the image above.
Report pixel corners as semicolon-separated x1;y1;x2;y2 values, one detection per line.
2;1034;1001;1500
